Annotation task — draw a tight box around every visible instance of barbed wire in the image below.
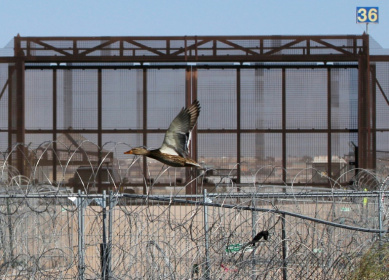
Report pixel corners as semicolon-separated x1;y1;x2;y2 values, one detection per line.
0;142;388;279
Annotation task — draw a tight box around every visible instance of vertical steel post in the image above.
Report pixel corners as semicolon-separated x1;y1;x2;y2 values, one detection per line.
376;176;388;265
192;66;198;193
358;33;373;169
142;68;148;194
97;69;103;193
376;189;383;265
7;66;13;165
378;190;383;240
203;189;210;280
251;196;257;280
327;68;332;187
6;198;14;265
107;191;113;278
282;68;287;186
370;65;377;169
77;190;85;280
52;69;57;182
281;213;288;280
101;190;108;279
185;66;198;194
185;67;191;194
236;68;241;189
191;66;198;163
14;35;26;175
97;68;102;146
63;64;73;128
377;175;388;241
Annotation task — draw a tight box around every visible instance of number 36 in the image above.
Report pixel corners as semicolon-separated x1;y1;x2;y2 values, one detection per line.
357;7;379;23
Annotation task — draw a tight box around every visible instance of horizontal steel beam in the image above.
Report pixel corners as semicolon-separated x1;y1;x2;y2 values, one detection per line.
0;190;387;199
24;64;359;70
18;55;362;63
13;35;367;63
2;128;359;134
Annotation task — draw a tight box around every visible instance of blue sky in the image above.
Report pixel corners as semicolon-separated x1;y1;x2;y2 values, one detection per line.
1;0;388;48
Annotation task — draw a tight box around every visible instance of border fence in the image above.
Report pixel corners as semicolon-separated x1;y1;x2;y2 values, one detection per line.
1;175;388;279
3;34;389;191
1;34;389;279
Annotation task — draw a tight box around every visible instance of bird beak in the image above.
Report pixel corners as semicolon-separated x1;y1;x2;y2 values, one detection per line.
124;150;133;154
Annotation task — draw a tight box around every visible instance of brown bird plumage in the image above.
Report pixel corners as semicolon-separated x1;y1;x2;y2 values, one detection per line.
124;100;201;168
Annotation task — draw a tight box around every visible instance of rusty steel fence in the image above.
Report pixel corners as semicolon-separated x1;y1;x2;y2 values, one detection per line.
2;35;389;194
1;33;389;280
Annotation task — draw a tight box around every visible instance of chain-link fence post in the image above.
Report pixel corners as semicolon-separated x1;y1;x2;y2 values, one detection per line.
282;213;288;280
377;177;388;265
251;195;257;280
203;189;210;280
77;190;85;280
378;175;388;241
107;190;114;279
6;197;14;267
101;190;109;280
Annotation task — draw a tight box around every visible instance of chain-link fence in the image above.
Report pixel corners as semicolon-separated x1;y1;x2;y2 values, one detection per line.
1;177;388;279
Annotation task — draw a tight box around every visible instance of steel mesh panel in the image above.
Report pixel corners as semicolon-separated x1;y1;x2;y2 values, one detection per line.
73;70;98;130
197;69;237;129
286;133;328;159
25;134;53;149
376;62;389;130
55;69;68;130
102;69;143;129
331;132;357;161
330;68;358;130
240;133;283;184
147;69;186;129
198;133;236;169
25;69;53;129
57;69;98;129
241;68;282;129
376;132;389;173
286;133;327;184
373;62;389;173
0;133;6;151
102;134;144;188
331;133;357;184
286;69;328;129
0;63;8;129
47;132;100;170
9;67;17;131
146;132;165;151
15;64;373;188
24;134;54;181
102;134;142;160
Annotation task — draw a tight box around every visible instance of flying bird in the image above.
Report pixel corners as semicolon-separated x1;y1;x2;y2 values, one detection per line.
124;100;201;168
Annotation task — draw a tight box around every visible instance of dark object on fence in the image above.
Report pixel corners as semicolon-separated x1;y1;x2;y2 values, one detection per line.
251;230;269;245
100;243;109;280
192;263;199;278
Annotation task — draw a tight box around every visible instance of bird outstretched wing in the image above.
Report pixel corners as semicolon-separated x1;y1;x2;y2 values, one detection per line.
159;100;201;157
